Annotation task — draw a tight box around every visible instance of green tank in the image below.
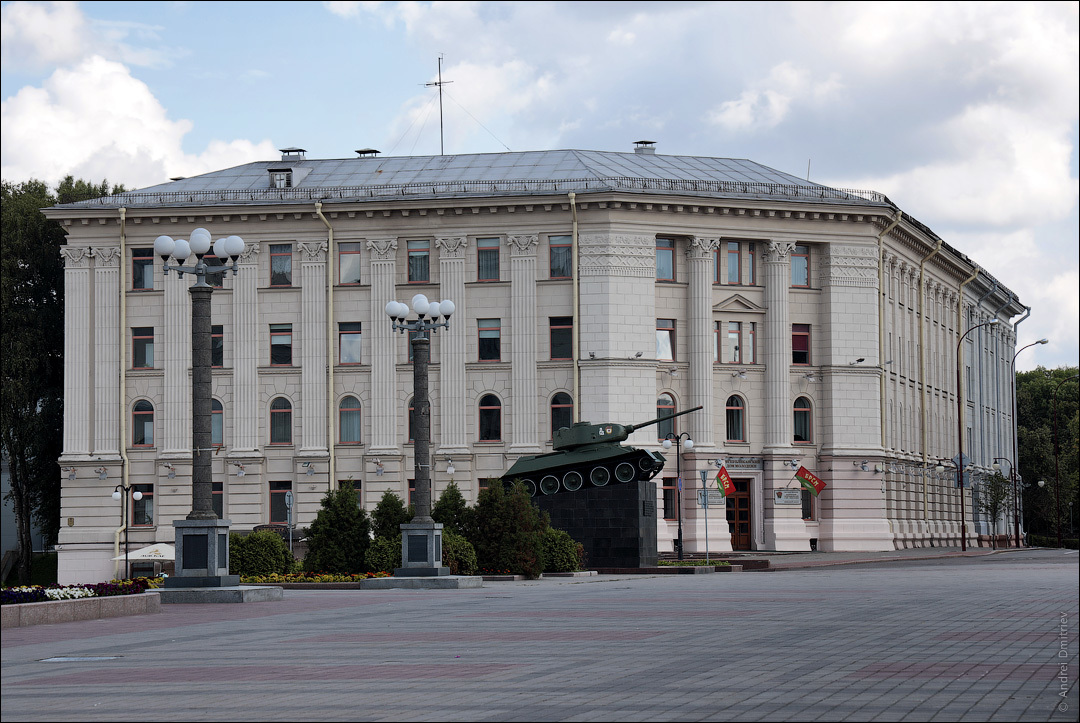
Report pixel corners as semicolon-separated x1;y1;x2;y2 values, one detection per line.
500;406;703;496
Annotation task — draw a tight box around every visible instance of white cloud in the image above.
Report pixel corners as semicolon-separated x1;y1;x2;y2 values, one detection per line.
707;62;843;132
0;55;275;189
1;0;89;68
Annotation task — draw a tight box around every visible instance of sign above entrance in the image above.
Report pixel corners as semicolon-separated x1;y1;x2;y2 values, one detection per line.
775;489;802;505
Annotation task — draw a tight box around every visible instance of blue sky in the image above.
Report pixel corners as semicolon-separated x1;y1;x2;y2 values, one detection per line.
2;1;1078;370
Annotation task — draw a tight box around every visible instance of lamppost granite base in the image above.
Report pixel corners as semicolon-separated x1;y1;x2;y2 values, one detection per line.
394;521;450;577
164;519;239;588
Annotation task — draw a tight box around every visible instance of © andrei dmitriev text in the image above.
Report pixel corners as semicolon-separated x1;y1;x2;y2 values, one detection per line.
1058;611;1071;713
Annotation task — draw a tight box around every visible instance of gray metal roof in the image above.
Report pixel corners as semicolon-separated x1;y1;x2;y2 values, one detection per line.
60;149;891;208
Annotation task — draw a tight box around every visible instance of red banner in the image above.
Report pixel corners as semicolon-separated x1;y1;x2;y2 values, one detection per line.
796;466;826;496
716;466;736;497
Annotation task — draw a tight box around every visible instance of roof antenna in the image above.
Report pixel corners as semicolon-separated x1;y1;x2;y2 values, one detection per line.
806;158;811;181
425;55;453;155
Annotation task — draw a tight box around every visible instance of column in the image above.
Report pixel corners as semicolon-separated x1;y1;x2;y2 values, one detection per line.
367;238;399;453
436;236;469;453
687;237;718;447
298;240;328;453
61;248;92;458
230;244;260;452
508;234;540;454
91;247;120;457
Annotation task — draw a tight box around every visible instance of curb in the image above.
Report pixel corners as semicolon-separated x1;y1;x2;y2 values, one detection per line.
1;592;161;629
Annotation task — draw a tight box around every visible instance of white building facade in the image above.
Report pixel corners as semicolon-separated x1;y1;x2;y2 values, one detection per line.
45;147;1025;583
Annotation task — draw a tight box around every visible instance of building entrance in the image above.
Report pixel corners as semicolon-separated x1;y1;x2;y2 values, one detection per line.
727;479;752;550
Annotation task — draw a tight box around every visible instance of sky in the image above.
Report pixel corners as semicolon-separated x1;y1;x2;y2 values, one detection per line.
2;0;1077;371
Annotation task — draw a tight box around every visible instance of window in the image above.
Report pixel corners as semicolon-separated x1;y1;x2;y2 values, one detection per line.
479;394;502;441
791;244;809;287
726;242;741;284
477;237;500;281
132;248;153;290
478;318;501;361
408;398;416;443
746;322;756;364
270;397;292;445
727;322;742;364
131;484;154;527
794;396;812;443
549;235;572;279
656;319;675;361
132;327;154;369
270;324;292;366
211;399;223;447
801;488;814;520
339;322;362;364
551;393;574;437
726;395;745;442
132;400;154;447
747;243;756;285
407;240;430;283
657;394;676;440
204;254;225;288
339;396;362;444
270;244;292;287
211;325;223;368
408;479;416;506
212;482;224;519
792;324;811;365
656;238;675;281
550;317;573;360
269;170;292;189
269;481;292;524
339;242;362;285
662;478;678;520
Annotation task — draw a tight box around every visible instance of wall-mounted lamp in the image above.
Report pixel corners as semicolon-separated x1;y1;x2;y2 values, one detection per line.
784;459;800;468
731;370;747;379
712;458;725;469
96;467;108;480
303;461;316;476
63;467;76;480
233;462;245;477
667;367;679;377
631;351;643;359
373;458;384;476
874;464;884;473
589;351;596;359
849;358;865;365
445;458;456;477
162;462;176;479
803;373;817;382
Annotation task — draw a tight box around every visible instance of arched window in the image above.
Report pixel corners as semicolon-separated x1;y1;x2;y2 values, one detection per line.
339;396;361;444
657;394;676;440
551;393;574;438
726;395;745;442
270;397;292;445
479;394;502;441
793;397;812;443
132;400;154;447
211;399;223;446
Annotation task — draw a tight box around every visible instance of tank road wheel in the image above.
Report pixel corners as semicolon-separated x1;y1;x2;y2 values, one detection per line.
540;475;560;495
563;470;584;492
521;479;537;497
590;466;610;487
638;456;656;471
615;462;636;483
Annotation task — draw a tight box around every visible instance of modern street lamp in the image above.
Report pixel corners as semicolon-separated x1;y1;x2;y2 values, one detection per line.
992;457;1015;548
1009;338;1048;546
112;483;143;579
155;229;246;588
1051;373;1079;548
662;431;694;560
385;294;455;576
955;318;1000;551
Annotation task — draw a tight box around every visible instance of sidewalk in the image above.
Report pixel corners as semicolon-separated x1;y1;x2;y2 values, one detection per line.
725;544;1030;570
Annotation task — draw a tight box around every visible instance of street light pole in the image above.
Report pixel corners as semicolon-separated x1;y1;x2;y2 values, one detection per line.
662;432;694;560
155;230;246;587
955;318;1000;552
385;294;455;575
112;483;143;579
1010;338;1048;546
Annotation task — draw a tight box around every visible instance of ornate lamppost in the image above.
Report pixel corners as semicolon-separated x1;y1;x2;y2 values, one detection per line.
154;229;245;588
955;318;1000;551
662;431;694;560
384;294;455;576
1009;338;1048;546
112;483;143;579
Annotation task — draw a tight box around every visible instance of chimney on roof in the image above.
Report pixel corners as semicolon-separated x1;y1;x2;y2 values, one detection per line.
354;148;381;158
279;147;306;162
634;140;656;155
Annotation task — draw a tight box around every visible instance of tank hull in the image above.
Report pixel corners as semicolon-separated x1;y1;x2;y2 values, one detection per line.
500;446;666;497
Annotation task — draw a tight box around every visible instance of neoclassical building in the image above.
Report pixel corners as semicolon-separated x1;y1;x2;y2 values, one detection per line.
46;144;1025;583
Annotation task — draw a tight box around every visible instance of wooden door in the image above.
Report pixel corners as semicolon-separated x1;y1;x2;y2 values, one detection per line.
727;479;752;550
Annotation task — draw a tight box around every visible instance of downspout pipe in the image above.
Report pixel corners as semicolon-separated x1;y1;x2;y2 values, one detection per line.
315;202;336;491
957;266;981;546
115;207;129;579
918;234;942;534
877;210;902;451
570;192;580;423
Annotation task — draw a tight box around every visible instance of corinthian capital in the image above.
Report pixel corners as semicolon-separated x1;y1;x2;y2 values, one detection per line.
764;240;797;262
366;238;398;261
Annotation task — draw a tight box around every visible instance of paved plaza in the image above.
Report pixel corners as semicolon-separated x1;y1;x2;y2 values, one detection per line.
2;548;1077;721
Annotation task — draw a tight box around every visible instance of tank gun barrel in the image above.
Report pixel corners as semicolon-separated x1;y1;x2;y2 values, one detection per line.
626;406;703;433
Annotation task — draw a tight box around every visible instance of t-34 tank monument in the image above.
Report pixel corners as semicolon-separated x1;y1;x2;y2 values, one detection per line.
501;406;702;569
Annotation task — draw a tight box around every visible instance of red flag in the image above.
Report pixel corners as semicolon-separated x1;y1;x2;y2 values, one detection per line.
716;466;736;497
796;466;826;496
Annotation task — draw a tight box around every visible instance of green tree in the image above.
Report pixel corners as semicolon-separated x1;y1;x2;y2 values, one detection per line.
431;480;470;535
467;481;546;578
975;472;1012;549
2;176;124;583
303;487;372;573
371;489;412;540
1017;367;1078;541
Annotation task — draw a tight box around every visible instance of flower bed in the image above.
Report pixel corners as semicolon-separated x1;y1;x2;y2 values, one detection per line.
1;578;157;606
239;571;392;584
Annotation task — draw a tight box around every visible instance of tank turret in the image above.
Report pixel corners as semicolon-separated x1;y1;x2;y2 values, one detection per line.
500;406;702;496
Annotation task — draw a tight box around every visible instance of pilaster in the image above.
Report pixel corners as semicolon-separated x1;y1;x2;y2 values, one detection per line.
508;234;540;453
161;260;192;456
231;244;260;452
688;237;719;447
762;241;795;450
61;248;92;458
91;246;121;457
298;240;328;453
436;236;469;453
367;238;399;453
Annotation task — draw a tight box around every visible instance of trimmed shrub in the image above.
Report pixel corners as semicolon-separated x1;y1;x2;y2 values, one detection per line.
303;487;372;574
467;481;545;579
230;530;292;577
365;537;401;573
442;529;478;575
542;527;581;573
372;490;413;540
432;481;471;536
